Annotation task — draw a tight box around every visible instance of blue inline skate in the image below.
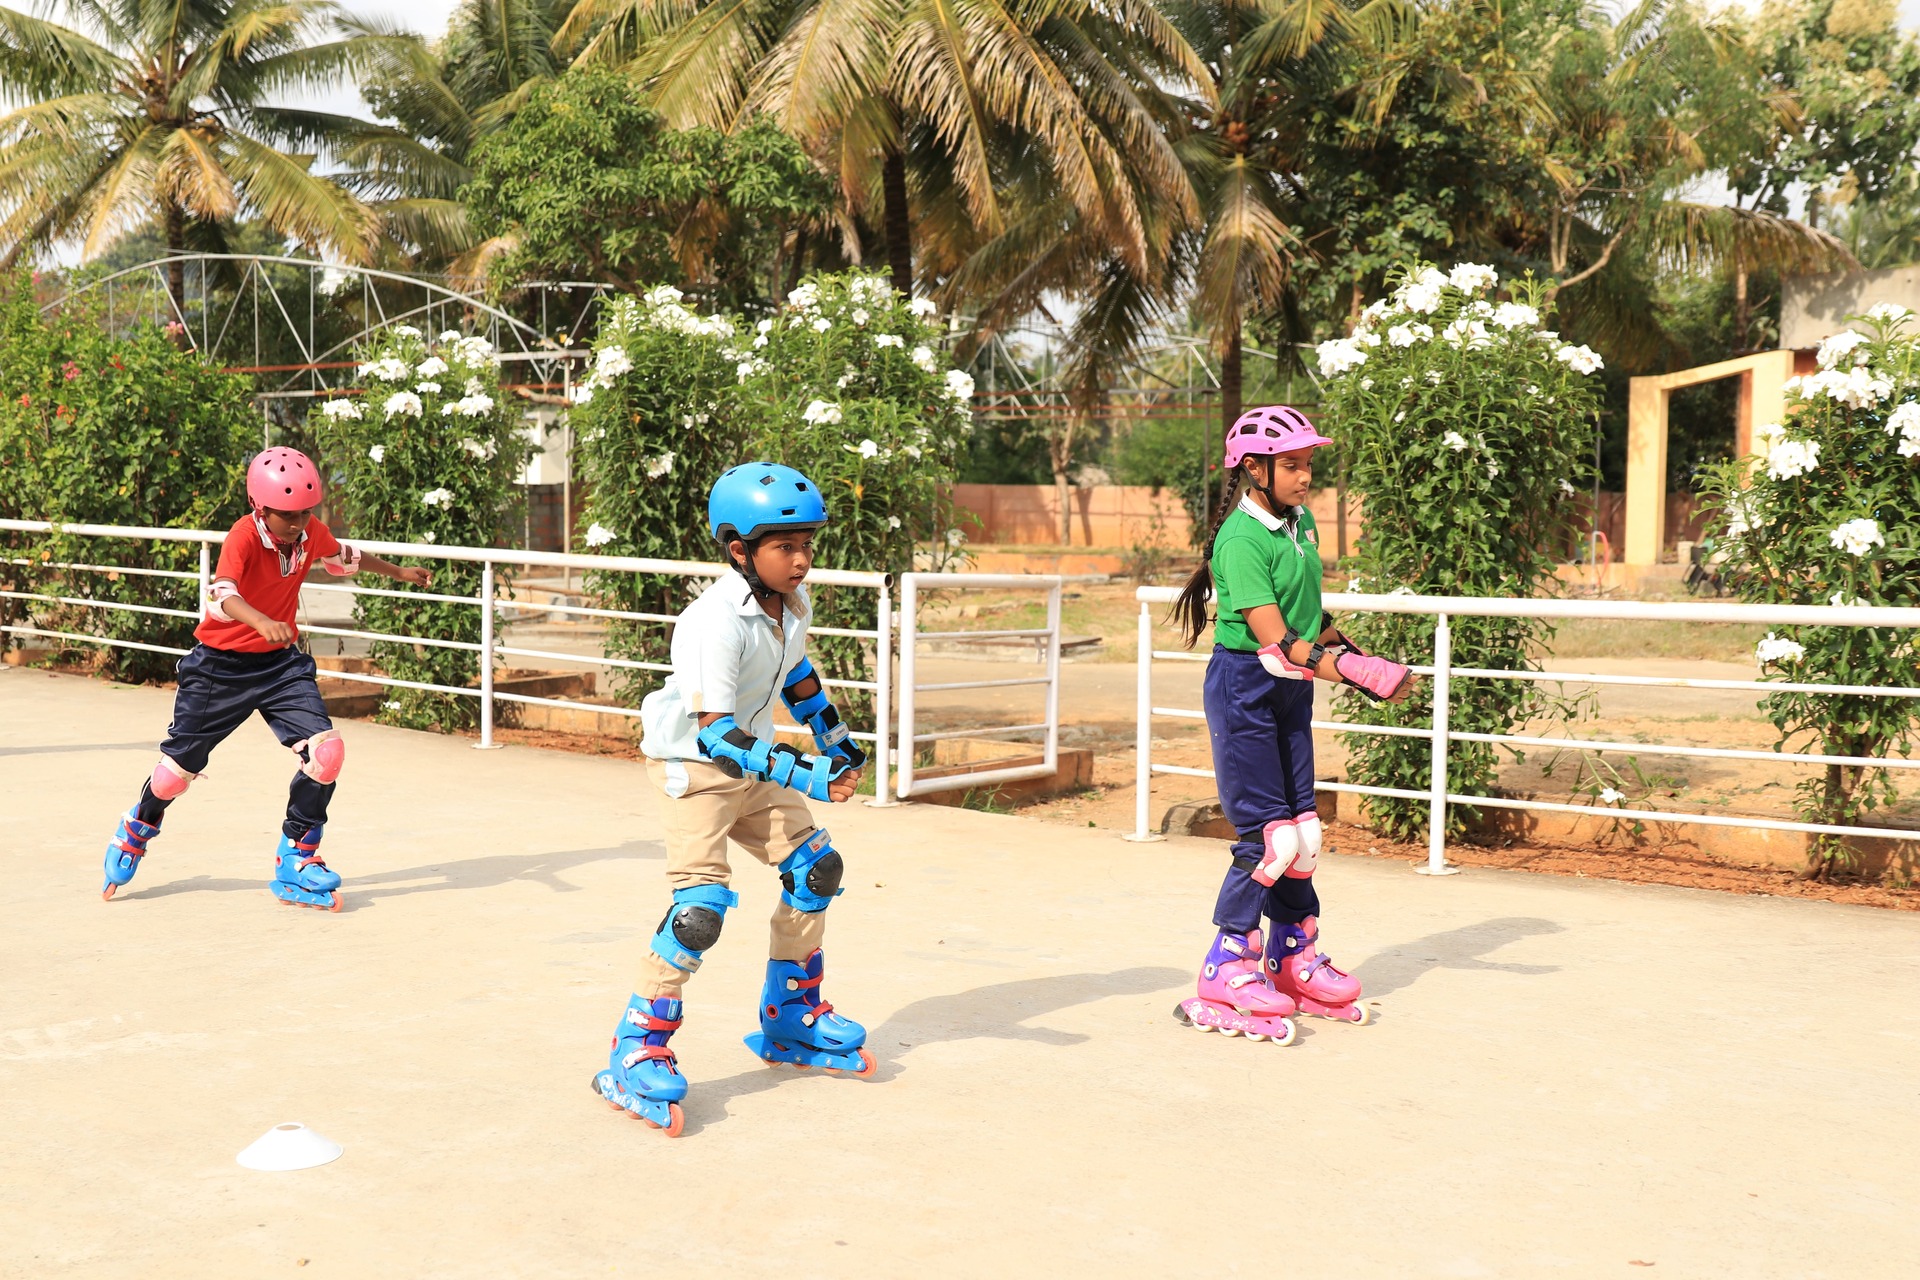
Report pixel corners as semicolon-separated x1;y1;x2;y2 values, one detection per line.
271;826;342;911
101;811;161;901
591;994;687;1136
743;950;875;1077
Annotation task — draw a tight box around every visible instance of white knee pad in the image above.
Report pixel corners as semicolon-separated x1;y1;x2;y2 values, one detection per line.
1250;819;1300;887
1287;813;1323;878
294;731;345;784
150;757;196;800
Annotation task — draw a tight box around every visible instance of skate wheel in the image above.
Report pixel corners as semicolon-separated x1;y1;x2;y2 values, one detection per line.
1270;1020;1298;1047
101;884;116;901
1350;1003;1372;1026
1220;1027;1241;1038
662;1103;685;1138
850;1048;876;1078
326;892;342;913
1245;1031;1268;1043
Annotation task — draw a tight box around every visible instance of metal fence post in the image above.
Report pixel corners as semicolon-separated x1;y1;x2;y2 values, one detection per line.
896;575;918;799
867;580;898;808
475;559;500;750
1417;611;1459;875
1125;599;1163;842
196;541;210;622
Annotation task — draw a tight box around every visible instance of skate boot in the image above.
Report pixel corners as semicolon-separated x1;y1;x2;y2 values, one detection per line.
1172;929;1297;1045
591;994;687;1136
270;826;342;912
101;811;161;901
743;950;876;1076
1267;916;1369;1024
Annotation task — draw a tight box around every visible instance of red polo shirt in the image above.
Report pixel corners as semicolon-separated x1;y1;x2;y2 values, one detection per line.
194;514;341;652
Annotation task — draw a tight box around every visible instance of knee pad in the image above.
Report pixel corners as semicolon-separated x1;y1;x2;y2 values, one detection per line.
777;828;844;913
149;757;195;800
650;883;739;973
294;731;345;784
1245;819;1299;887
1287;812;1322;879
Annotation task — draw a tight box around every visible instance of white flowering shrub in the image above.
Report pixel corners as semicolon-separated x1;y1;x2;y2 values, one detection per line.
1318;262;1602;840
311;325;529;732
1697;306;1920;875
571;272;969;713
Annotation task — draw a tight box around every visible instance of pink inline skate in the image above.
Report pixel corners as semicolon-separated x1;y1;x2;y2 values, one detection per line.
1267;916;1370;1024
1173;929;1297;1046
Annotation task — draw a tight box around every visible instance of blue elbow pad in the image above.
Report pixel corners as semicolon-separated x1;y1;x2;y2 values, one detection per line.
697;714;845;801
780;656;868;770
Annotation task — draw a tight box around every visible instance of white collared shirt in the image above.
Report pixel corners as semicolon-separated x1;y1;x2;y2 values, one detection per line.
640;569;813;764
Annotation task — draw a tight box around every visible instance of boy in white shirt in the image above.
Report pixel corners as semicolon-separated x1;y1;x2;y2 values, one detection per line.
592;462;872;1136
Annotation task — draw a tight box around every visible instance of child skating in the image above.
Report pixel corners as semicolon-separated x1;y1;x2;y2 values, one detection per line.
592;462;873;1137
100;447;431;909
1167;407;1416;1044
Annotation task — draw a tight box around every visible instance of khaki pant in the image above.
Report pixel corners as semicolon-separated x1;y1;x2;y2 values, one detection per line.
638;758;825;998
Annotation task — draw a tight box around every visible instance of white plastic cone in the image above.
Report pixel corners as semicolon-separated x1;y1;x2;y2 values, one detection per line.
236;1123;343;1172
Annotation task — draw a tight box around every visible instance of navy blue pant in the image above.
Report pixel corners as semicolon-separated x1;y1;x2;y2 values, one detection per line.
136;645;336;839
1204;646;1321;933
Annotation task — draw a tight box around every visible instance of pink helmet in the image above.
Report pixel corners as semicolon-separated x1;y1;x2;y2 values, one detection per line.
247;447;323;512
1223;405;1332;469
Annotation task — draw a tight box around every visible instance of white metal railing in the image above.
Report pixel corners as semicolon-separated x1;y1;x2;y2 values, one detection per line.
895;572;1062;798
1130;587;1920;873
0;519;898;803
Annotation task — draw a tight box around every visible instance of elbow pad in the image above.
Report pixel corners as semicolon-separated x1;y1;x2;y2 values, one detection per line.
780;657;867;769
205;579;240;622
696;714;846;801
321;543;362;577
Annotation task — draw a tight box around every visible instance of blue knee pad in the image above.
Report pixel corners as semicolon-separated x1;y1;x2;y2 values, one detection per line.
650;883;739;972
777;828;845;913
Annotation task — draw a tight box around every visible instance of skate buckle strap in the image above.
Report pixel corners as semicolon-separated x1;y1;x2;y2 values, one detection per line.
296;854;328;871
785;972;825;991
110;836;149;858
622;1045;679;1069
1225;973;1262;990
293;834;321;854
802;1001;834;1026
1301;954;1343;982
625;1008;683;1033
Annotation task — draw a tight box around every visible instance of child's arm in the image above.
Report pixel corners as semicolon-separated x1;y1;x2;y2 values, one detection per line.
779;656;866;776
214;590;296;647
1242;604;1415;702
695;711;859;803
357;552;432;588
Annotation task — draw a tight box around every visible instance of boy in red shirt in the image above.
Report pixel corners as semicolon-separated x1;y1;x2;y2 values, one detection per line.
100;447;431;910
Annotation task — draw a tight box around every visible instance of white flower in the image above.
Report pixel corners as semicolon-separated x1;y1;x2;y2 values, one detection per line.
584;523;616;548
1443;431;1469;451
1755;633;1807;665
1755;420;1787;441
1796;366;1893;408
811;317;833;333
392;324;422;339
595;347;633;379
320;398;362;420
909;298;939;318
903;445;922;460
1598;787;1625;806
1525;384;1540;397
438;330;460;343
1830;517;1885;557
851;308;870;327
368;444;385;463
383;391;423;418
451;335;493;367
1345;575;1367;593
646;451;675;479
757;319;775;334
849;438;879;459
1441;318;1492;349
802;399;843;426
1486;461;1501;479
464;378;485;397
912;346;938;372
1884;402;1920;457
458;437;497;460
568;385;594;405
1555;344;1604;375
1868;303;1911;323
887;515;902;530
416;356;449;378
874;333;904;349
1559;479;1576;496
1490;301;1539;330
1764;438;1821;480
946;528;966;546
382;700;401;711
836;370;856;389
1397;282;1443;314
415;381;441;394
1393;412;1405;423
1387;322;1433;348
420;487;452;508
1448;262;1499;291
787;282;820;311
1426;370;1444;385
359;356;411;382
644;284;685;307
420;530;436;543
1816;329;1870;369
448;393;494;418
1315;337;1368;376
737;361;758;382
945;369;976;401
1360;377;1373;391
1829;592;1869;608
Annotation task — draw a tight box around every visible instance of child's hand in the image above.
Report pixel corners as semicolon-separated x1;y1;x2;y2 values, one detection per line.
397;565;432;588
253;619;296;646
1387;675;1419;704
828;770;862;803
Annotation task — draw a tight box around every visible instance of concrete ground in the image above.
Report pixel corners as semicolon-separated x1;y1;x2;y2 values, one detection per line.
5;666;1920;1279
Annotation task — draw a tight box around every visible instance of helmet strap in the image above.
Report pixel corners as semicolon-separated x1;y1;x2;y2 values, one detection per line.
1243;456;1285;516
730;536;781;602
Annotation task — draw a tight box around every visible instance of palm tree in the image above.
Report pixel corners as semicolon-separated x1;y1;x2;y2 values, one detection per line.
556;0;1202;299
0;0;383;313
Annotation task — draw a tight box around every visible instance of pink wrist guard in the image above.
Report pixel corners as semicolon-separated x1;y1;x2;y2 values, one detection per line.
1334;651;1411;701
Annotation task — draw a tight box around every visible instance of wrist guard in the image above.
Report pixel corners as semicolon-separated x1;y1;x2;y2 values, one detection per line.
696;714;848;800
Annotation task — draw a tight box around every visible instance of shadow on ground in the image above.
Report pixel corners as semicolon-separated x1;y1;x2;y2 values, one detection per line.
1356;916;1564;999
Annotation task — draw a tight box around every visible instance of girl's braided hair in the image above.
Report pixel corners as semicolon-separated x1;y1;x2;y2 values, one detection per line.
1169;466;1248;648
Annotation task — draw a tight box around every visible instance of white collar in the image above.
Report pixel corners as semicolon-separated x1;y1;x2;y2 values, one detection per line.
1237;493;1298;533
721;568;810;621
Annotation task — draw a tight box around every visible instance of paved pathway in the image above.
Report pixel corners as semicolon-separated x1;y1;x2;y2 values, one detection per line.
3;666;1916;1278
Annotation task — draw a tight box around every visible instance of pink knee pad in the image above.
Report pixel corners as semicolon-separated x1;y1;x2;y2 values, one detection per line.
150;757;195;800
1286;812;1323;878
1250;818;1300;886
295;732;345;784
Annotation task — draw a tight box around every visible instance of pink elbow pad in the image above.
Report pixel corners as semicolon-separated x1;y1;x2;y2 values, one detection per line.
205;579;239;622
1257;643;1314;680
322;544;362;577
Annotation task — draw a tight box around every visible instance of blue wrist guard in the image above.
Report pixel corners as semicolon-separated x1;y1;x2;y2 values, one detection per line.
780;656;867;770
696;714;846;801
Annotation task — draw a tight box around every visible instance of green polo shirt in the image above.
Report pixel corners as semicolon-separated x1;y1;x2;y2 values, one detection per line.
1211;501;1323;652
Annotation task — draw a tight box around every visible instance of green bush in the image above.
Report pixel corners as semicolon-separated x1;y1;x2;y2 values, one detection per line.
1317;262;1602;840
571;272;970;721
1112;412;1212;543
309;324;530;731
0;270;256;682
1697;307;1920;876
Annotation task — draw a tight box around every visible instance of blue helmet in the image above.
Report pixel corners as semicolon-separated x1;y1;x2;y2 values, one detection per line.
707;462;828;545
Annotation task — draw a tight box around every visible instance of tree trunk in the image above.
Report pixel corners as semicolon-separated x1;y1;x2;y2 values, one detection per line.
1220;320;1242;509
882;150;912;299
1336;456;1349;560
164;203;188;342
1733;266;1750;352
784;227;810;299
1053;402;1080;546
